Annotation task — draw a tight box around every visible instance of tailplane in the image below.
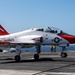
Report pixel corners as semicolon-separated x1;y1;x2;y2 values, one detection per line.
0;25;9;35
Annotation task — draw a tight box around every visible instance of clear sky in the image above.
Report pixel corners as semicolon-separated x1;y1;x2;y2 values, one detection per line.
0;0;75;34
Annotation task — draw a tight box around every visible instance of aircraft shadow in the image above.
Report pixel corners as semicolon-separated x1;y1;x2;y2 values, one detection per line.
1;58;54;64
0;58;13;60
1;57;75;64
55;59;75;62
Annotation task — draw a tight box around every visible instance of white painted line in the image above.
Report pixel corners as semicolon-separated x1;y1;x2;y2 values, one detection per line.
42;72;75;75
0;70;40;75
0;70;75;75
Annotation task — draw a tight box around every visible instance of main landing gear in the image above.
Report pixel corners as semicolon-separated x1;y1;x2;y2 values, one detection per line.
15;55;21;62
34;54;39;60
34;45;41;60
60;46;67;58
14;45;41;62
14;45;21;62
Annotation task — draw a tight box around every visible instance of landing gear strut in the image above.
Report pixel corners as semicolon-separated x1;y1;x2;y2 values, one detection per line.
60;46;67;58
34;45;41;60
15;45;21;62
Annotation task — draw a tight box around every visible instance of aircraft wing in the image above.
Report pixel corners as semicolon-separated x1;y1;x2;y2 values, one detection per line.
0;35;43;49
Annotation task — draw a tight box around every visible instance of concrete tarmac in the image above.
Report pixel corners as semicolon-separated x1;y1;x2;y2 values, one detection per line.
0;52;75;75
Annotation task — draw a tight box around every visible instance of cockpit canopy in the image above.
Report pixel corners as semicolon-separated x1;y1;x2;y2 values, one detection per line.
45;27;59;34
45;27;69;35
33;27;68;35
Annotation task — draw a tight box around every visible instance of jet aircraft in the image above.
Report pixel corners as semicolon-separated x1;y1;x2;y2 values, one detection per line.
0;25;75;62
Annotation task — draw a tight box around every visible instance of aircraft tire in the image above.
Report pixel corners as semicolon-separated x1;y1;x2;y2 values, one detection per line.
61;52;67;58
15;55;20;62
34;54;39;60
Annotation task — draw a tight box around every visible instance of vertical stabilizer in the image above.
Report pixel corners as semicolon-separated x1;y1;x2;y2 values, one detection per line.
0;25;9;35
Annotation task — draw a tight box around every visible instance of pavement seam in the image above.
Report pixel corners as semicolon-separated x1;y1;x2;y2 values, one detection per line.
32;63;75;75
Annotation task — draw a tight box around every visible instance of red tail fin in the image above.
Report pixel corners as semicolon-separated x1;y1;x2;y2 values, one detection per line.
0;25;9;35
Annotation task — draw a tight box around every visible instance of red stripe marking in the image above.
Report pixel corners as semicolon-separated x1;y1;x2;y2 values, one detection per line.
58;34;75;44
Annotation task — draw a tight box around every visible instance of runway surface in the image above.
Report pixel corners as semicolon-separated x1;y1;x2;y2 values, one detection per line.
0;52;75;75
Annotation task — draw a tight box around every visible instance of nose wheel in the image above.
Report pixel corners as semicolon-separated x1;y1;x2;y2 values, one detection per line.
60;52;67;58
60;46;68;58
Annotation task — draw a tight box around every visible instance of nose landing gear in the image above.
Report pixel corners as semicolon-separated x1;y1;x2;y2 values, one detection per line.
60;46;68;58
61;52;67;58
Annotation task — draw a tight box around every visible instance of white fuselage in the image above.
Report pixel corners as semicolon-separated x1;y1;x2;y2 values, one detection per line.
0;28;69;46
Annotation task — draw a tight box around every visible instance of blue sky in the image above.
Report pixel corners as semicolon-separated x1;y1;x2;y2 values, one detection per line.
0;0;75;34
